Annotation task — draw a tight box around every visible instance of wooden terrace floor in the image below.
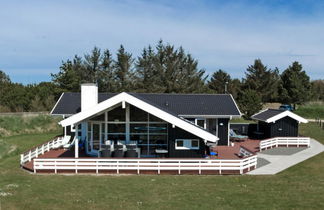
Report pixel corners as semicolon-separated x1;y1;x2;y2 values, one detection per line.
22;139;261;173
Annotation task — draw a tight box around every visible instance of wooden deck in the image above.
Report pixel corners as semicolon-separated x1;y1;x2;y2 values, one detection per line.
22;149;87;172
22;139;261;173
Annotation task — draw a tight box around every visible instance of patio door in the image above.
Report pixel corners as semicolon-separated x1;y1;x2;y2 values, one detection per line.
91;123;101;152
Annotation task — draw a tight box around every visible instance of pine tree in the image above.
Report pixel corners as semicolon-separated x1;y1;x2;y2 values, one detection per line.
244;59;280;102
280;61;311;108
208;69;231;94
114;45;134;92
238;89;263;119
98;49;116;92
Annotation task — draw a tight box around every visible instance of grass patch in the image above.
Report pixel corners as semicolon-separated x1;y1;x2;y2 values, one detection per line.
0;120;323;209
229;118;255;123
295;101;324;119
0;115;61;137
300;122;324;143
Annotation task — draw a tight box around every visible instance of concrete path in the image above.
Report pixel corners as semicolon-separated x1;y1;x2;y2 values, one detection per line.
247;139;324;175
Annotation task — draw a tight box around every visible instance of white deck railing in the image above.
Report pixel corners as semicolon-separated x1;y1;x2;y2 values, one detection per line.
20;136;64;164
260;137;310;151
33;155;257;175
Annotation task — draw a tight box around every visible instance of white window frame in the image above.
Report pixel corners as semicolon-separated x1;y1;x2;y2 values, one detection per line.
175;139;200;150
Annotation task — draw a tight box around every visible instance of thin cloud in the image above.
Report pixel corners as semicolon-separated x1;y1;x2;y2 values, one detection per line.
0;0;323;84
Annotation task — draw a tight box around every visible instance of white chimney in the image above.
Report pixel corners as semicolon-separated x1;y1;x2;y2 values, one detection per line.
81;83;98;111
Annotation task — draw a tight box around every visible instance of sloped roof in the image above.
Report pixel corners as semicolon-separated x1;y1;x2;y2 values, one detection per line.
59;92;219;142
251;109;308;123
51;92;241;116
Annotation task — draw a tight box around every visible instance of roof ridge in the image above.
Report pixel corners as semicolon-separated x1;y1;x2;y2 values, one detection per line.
61;92;231;96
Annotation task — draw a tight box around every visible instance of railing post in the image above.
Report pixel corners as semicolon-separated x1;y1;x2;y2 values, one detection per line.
158;160;160;175
240;160;243;174
137;160;140;175
55;160;57;174
96;160;98;174
36;147;39;158
42;145;45;154
219;160;222;175
20;154;24;164
117;160;119;174
178;161;181;175
29;151;32;162
75;159;78;174
199;160;201;175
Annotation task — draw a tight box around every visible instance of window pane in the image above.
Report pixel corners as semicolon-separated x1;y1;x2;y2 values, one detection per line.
197;120;204;128
130;124;148;133
191;140;199;147
107;134;126;141
149;135;167;145
90;113;105;121
149;114;164;122
108;106;125;122
176;140;184;147
108;124;125;133
149;124;167;134
130;134;148;145
130;105;148;121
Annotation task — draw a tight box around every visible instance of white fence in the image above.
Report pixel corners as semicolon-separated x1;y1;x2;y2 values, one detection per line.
33;155;257;175
260;137;310;151
20;136;64;164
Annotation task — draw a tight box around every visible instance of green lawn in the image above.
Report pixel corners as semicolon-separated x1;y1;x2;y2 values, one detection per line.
294;102;324;119
0;123;324;209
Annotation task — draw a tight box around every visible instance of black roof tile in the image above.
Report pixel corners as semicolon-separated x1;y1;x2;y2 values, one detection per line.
251;109;286;121
51;92;241;116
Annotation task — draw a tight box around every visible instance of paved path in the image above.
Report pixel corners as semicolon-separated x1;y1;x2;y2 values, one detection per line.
247;139;324;175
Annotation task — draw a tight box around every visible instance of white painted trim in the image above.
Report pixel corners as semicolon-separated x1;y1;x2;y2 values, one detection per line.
227;119;230;146
59;92;218;142
266;110;308;123
251;109;308;123
75;125;79;158
50;92;64;115
179;115;239;118
175;139;200;150
230;94;242;117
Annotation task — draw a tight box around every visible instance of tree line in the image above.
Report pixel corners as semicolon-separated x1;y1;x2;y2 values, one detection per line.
0;40;323;118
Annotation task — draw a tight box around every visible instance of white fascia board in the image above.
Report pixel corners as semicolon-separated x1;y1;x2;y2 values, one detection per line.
178;115;240;119
266;111;308;123
50;92;64;115
59;92;218;142
230;94;242;117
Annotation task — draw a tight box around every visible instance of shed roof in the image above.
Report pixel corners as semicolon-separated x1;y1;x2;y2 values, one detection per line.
251;109;308;123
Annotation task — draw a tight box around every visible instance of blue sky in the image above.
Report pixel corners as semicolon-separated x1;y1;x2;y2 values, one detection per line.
1;0;324;84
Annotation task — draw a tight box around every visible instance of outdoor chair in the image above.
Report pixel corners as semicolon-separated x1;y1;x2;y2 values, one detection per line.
126;144;137;150
100;149;111;157
125;150;138;158
112;150;124;157
114;144;124;150
230;129;248;141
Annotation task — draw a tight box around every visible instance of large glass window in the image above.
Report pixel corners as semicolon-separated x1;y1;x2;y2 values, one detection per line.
87;104;168;157
108;106;125;122
130;106;148;121
108;123;125;133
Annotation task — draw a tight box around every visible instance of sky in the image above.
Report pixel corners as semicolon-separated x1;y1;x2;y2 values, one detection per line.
0;0;324;84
